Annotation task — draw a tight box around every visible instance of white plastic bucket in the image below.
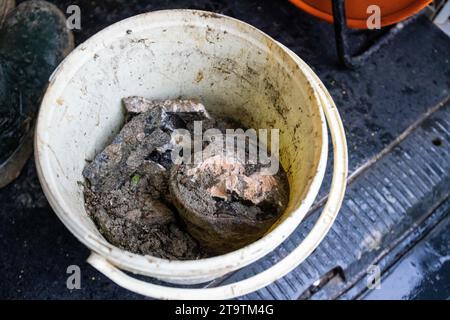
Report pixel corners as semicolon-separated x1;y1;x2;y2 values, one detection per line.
35;9;347;299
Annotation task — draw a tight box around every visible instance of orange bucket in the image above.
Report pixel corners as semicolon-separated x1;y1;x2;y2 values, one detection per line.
289;0;432;29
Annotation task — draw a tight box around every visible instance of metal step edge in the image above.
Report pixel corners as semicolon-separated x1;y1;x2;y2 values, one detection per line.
211;101;450;300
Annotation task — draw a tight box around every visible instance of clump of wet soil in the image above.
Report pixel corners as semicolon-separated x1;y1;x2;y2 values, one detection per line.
170;145;289;254
83;97;289;259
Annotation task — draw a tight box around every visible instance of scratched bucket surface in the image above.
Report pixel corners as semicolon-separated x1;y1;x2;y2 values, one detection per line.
35;10;330;288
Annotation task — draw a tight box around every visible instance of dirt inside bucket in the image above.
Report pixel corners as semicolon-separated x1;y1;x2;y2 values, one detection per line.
83;97;289;259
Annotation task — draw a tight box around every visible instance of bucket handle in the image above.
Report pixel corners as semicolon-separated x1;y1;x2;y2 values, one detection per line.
87;62;348;299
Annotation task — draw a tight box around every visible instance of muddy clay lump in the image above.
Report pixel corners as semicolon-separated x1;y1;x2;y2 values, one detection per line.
170;144;289;254
83;97;289;259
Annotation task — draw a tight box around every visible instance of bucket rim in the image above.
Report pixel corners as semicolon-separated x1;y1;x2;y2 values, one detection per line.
289;0;432;29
